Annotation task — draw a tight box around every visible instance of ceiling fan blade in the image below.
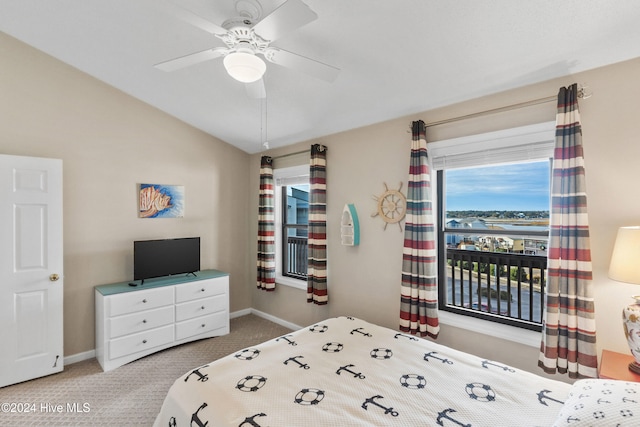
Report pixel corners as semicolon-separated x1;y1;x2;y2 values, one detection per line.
252;0;317;41
173;6;227;35
246;79;266;99
265;47;339;82
155;47;227;72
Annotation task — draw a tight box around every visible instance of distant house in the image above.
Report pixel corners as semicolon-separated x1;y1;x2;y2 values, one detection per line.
512;238;525;253
446;218;488;248
446;218;489;229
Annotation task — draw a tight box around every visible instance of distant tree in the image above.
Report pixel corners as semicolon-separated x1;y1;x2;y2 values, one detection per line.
510;267;528;282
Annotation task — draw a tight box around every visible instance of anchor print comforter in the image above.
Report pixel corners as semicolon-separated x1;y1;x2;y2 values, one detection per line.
154;316;572;426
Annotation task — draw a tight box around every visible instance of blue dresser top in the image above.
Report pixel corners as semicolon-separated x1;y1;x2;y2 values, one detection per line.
95;269;229;296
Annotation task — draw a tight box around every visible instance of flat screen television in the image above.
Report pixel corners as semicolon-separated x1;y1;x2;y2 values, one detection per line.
134;237;200;283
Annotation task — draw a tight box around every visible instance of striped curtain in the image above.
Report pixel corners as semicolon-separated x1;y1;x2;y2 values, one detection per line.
538;84;597;378
399;120;439;338
257;156;276;291
307;144;328;304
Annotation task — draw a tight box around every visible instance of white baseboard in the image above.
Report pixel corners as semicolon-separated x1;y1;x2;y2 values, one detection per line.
244;308;302;331
230;308;252;319
64;349;95;365
65;309;298;366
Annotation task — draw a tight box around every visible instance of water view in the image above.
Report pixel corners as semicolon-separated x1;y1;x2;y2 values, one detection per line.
442;210;549;328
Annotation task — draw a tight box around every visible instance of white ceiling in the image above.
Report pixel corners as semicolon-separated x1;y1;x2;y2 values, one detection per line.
1;0;640;154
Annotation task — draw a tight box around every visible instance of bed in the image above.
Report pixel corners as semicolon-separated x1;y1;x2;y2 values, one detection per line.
154;316;639;426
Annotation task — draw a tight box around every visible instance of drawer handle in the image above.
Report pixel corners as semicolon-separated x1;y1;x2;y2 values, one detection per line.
142;299;147;303
201;306;205;310
142;319;147;324
142;339;147;344
201;288;205;292
201;324;206;328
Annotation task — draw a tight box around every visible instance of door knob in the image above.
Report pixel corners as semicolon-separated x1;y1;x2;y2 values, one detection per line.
49;274;60;282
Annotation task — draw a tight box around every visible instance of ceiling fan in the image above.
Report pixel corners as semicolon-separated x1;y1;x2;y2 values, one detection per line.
155;0;340;98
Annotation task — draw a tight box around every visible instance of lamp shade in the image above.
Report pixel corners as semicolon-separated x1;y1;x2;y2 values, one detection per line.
223;52;266;83
609;226;640;284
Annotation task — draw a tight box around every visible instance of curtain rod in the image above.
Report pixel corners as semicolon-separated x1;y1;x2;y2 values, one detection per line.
271;149;309;161
424;95;557;128
423;85;591;129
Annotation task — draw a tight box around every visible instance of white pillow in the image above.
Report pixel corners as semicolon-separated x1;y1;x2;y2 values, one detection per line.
552;379;639;426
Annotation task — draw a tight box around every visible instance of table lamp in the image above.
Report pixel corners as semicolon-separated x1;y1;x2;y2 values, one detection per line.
609;226;640;374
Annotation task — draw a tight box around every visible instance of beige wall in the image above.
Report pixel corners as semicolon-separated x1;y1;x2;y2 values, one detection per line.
0;33;252;356
249;57;640;376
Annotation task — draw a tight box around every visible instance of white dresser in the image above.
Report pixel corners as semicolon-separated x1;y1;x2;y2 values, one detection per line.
95;270;229;371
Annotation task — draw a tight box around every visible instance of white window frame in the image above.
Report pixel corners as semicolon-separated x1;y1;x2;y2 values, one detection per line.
430;121;556;347
274;164;310;290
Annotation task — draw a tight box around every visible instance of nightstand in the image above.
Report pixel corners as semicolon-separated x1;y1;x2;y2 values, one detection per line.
599;349;640;382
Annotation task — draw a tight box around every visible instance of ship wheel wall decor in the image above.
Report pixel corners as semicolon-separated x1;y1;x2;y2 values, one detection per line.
371;182;406;231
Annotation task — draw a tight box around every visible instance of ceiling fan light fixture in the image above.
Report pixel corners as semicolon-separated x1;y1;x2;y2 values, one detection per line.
223;51;266;83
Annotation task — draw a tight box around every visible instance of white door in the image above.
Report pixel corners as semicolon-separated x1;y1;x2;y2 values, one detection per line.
0;154;63;388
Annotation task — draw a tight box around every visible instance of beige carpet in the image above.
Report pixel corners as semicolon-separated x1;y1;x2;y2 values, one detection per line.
0;314;292;426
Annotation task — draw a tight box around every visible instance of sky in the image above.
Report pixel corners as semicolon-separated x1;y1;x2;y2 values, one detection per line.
445;160;550;211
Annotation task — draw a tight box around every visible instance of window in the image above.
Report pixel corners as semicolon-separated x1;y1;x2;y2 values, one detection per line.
281;183;309;280
274;165;309;289
430;122;555;332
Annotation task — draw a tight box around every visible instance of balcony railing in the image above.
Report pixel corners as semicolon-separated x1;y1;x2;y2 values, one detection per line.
285;236;307;280
442;249;547;331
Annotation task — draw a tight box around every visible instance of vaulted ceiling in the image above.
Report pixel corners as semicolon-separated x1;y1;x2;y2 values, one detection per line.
2;0;639;153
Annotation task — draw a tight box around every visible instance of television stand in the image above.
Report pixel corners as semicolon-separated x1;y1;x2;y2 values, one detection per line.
95;269;229;371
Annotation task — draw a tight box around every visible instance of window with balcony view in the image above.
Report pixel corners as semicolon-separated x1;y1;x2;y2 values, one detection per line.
437;160;551;331
274;164;309;288
281;183;309;280
429;121;556;333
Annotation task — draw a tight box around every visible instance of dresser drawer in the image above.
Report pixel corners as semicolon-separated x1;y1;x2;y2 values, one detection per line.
109;306;174;339
108;287;174;317
109;324;174;360
175;276;228;303
176;311;227;341
175;294;227;322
